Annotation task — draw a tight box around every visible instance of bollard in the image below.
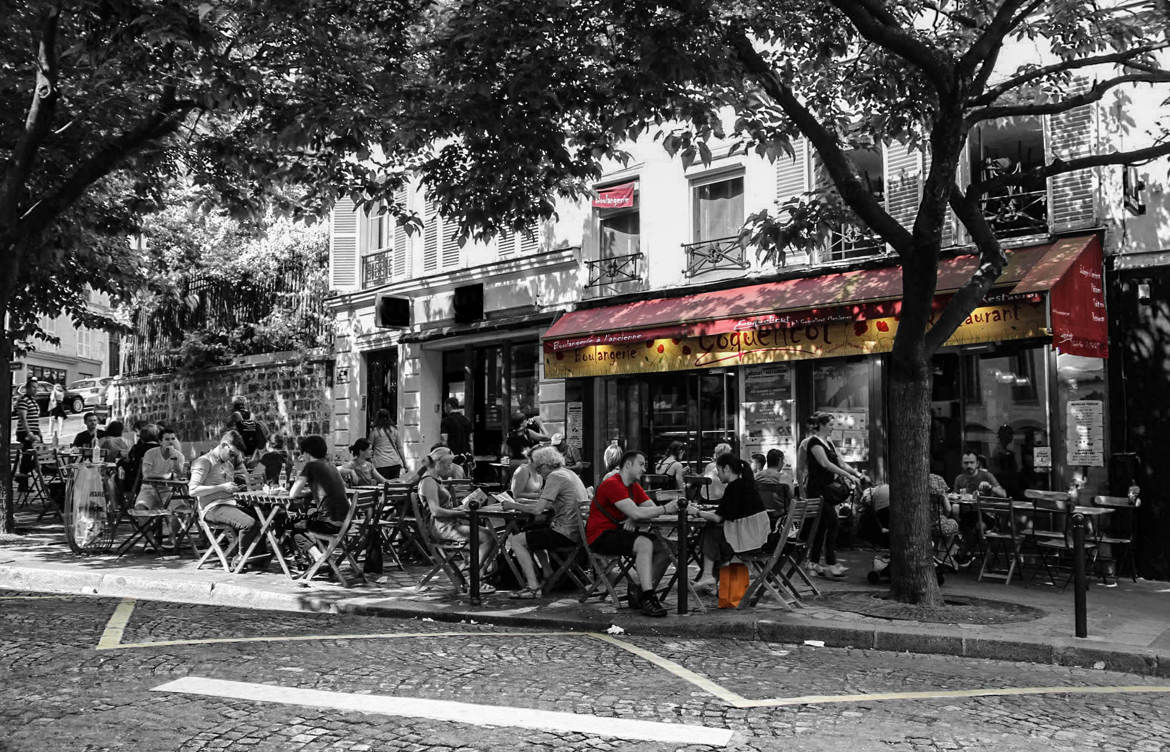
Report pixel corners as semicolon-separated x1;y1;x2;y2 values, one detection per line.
468;495;481;606
1072;512;1087;638
677;495;689;615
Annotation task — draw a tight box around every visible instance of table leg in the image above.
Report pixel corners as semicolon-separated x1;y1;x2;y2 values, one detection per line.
232;506;274;574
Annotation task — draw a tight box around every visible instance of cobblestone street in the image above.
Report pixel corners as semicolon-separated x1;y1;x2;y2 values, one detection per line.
3;590;1169;751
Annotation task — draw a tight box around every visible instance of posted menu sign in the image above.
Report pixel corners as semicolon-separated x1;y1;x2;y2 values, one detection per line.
1066;400;1104;467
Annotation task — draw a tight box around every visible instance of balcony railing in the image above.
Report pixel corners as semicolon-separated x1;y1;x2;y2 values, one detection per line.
981;188;1049;239
684;235;751;277
585;251;643;288
828;223;884;262
363;249;393;288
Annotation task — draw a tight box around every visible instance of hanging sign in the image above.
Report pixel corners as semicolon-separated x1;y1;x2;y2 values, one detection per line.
1050;236;1108;358
592;182;636;209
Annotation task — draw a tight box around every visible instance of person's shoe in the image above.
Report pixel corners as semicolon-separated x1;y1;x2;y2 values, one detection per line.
640;592;668;618
826;564;848;577
805;562;823;577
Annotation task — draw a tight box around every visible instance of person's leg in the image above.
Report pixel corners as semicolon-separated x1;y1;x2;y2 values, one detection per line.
205;505;261;563
509;531;540;590
632;535;657;592
696;527;720;587
821;499;840;568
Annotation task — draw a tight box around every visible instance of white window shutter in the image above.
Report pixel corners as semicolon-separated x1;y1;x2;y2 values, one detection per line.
392;186;409;279
330;196;358;289
1046;84;1096;232
775;137;808;200
442;215;461;268
498;228;515;259
884;141;920;231
422;196;439;273
518;221;540;255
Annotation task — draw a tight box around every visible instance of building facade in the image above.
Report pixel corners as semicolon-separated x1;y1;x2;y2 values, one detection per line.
10;291;116;389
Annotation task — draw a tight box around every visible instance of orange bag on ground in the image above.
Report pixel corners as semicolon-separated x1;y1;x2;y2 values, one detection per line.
718;563;750;608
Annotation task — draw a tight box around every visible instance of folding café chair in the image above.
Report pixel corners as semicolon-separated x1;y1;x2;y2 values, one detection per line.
574;502;637;608
409;491;469;592
196;500;245;572
10;446;35;508
778;495;823;598
377;486;417;569
297;488;375;586
1093;494;1140;582
33;447;64;522
976;495;1028;585
737;505;801;609
539;489;593;596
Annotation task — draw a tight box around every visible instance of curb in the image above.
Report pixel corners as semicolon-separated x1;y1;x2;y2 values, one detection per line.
3;563;1168;677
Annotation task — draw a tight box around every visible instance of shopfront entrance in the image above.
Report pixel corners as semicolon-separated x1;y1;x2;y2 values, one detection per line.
442;339;541;459
364;347;399;435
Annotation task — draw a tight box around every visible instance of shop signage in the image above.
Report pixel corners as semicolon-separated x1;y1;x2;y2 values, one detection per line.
1066;400;1105;467
545;298;1048;378
1033;446;1052;469
1050;237;1108;358
592;182;636;209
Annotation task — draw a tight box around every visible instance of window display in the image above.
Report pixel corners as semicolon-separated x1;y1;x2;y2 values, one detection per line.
742;363;795;463
814;360;870;464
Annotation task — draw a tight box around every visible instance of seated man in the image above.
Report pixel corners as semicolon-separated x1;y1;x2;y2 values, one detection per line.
953;451;1006;497
754;448;792;515
584;449;680;618
288;435;353;576
72;412;105;450
188;431;262;570
134;425;189;546
504;445;588;599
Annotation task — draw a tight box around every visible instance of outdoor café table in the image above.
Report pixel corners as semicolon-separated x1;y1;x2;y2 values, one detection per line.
647;491;709;614
140;478;201;555
454;502;532;604
232;490;297;577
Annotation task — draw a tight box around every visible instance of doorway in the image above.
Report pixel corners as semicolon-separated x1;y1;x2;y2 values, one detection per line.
365;347;399;435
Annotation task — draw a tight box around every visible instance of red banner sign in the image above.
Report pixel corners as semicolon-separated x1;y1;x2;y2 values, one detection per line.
1050;236;1108;358
592;182;635;209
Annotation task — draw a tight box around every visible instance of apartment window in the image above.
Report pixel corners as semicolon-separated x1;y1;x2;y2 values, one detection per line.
692;174;744;242
970;117;1047;239
360;203;390;254
76;328;92;360
828;147;885;261
599;211;639;258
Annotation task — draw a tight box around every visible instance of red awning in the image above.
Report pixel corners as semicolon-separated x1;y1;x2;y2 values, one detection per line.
544;235;1100;352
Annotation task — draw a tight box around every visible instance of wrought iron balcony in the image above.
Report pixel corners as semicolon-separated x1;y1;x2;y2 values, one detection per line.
585;251;643;288
362;249;393;288
683;235;751;277
827;223;884;262
981;188;1049;239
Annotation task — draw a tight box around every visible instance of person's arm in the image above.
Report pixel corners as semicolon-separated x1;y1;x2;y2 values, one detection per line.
614;496;678;520
188;459;235;501
810;444;860;481
980;472;1007;497
288;472;310;500
510;465;541;499
370;465;390;485
421;477;462;519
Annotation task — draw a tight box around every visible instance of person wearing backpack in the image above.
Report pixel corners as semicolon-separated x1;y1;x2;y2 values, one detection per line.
229;396;268;469
655;441;688;491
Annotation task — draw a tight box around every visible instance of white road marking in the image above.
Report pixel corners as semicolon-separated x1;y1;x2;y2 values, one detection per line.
153;676;735;746
738;684;1170;708
589;633;751;707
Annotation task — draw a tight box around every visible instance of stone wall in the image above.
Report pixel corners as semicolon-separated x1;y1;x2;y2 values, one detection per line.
109;351;334;456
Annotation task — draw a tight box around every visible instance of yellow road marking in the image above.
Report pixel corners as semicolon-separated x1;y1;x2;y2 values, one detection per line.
96;598;136;650
588;633;751;707
0;595;86;600
110;630;581;650
736;684;1170;708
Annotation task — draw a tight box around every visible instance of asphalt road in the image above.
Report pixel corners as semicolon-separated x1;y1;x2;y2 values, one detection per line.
2;591;1169;751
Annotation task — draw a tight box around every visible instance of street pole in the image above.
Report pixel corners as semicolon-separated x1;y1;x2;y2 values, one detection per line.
1072;512;1087;638
468;495;481;606
677;495;689;615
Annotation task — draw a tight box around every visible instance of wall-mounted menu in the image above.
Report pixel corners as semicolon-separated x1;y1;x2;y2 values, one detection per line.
1066;399;1104;467
743;364;795;460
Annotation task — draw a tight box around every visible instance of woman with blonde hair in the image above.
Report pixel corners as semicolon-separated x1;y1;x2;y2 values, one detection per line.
418;446;497;592
702;442;734;501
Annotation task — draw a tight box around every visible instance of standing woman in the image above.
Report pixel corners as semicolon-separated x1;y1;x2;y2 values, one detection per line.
47;381;67;441
368;408;405;480
804;412;863;578
655;441;688;491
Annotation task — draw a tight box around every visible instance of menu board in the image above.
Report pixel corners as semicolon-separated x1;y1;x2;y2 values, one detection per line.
1066;399;1104;467
743;364;795;458
818;407;869;463
565;401;584;449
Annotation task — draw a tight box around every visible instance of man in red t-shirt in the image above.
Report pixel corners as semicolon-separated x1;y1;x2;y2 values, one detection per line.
586;449;680;617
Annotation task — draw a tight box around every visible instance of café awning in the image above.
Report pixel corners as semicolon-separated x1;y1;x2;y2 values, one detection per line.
544;235;1103;355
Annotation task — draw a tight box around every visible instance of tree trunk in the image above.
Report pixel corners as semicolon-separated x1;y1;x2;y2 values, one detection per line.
1;327;15;534
886;341;942;605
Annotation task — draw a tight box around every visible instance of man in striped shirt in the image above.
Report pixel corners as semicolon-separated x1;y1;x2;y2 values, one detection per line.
14;376;41;442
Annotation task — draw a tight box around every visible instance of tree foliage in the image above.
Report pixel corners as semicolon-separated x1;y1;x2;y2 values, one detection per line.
397;0;1170;603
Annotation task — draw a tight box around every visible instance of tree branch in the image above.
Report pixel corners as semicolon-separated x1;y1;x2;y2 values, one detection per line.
826;0;955;93
0;7;61;227
958;0;1040;78
969;72;1170;122
725;29;913;254
970;140;1170;197
14;89;194;244
969;43;1170;106
921;0;978;29
924;185;1007;353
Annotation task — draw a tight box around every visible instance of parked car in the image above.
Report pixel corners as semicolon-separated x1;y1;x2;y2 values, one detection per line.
10;380;86;415
69;376;112;408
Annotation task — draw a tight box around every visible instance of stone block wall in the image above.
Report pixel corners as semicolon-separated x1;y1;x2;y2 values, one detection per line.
109;352;334;457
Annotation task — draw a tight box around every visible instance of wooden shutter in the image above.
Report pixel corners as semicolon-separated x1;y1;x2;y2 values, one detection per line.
392;186;409;279
1046;90;1096;232
422;195;439;273
441;214;461;268
330;196;358;289
775;138;810;263
884;141;920;231
518;221;541;255
498;228;515;259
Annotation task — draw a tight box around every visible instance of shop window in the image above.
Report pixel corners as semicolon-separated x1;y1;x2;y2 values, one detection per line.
28;365;67;384
970;117;1048;238
960;347;1049;498
813;360;870;465
1054;353;1107;497
509;342;540;421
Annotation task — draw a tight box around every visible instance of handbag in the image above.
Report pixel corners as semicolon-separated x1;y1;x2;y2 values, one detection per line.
822;478;851;505
718;563;750;608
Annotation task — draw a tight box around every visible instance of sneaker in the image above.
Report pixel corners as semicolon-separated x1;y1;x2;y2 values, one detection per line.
640;592;668;618
826;564;849;577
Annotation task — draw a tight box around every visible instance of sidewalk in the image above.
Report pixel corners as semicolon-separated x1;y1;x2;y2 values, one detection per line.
3;508;1170;677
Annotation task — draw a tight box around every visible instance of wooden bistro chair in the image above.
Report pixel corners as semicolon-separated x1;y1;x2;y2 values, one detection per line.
539;489;593;597
1093;494;1141;582
33;446;64;522
975;495;1028;585
379;485;423;568
408;491;469;592
574;501;637;608
736;503;801;609
297;488;377;586
196;500;246;572
10;445;36;508
776;495;823;600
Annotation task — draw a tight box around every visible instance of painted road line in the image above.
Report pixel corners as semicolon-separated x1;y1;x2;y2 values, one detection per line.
737;684;1170;708
96;598;136;650
112;630;581;650
153;676;736;747
589;633;751;707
